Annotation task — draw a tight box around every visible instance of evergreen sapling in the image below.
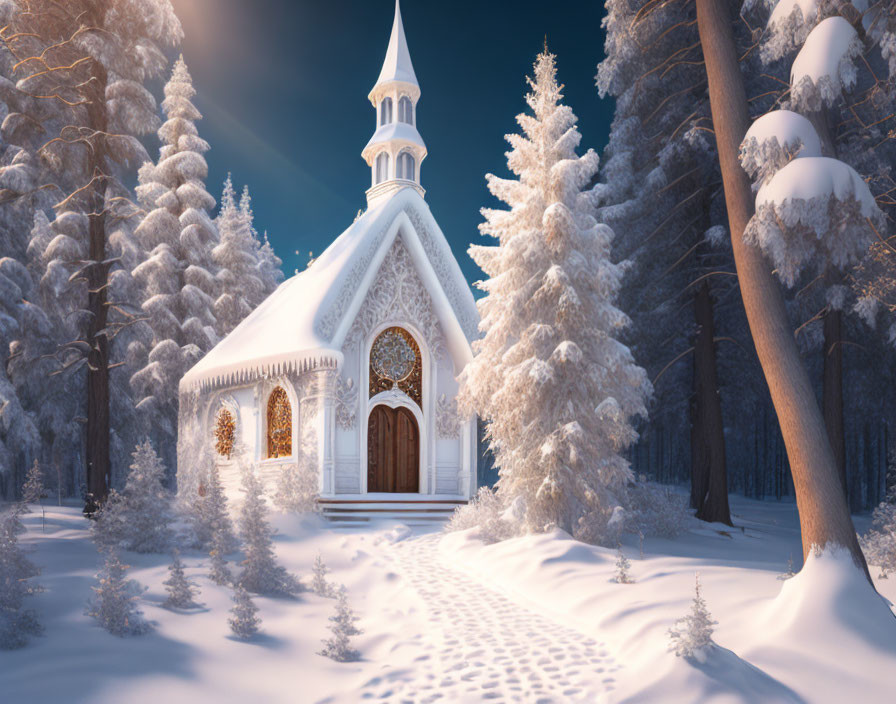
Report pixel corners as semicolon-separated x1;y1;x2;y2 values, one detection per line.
228;584;260;640
311;552;336;598
318;585;362;662
87;551;149;637
0;509;43;649
668;573;717;662
209;522;234;586
615;546;634;584
163;550;199;609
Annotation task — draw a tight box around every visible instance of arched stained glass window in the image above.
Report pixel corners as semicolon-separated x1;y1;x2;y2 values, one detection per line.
375;152;390;184
380;97;393;126
214;407;236;459
397;152;415;181
267;387;292;458
398;96;413;124
369;327;422;407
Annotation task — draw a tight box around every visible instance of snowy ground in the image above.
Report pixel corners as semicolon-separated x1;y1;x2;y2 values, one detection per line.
2;494;894;703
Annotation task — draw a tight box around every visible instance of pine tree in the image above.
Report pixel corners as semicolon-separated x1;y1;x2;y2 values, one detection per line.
21;460;43;510
192;459;238;552
209;525;234;587
237;465;300;596
457;48;650;543
0;508;42;649
91;441;173;554
87;551;149;637
228;584;260;640
615;546;633;584
311;553;336;598
163;550;199;609
272;459;319;514
318;585;362;662
668;573;717;662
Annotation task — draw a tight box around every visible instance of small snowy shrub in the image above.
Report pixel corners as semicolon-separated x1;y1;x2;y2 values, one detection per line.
92;441;174;554
0;509;43;649
777;555;797;581
86;552;150;637
668;573;717;662
311;553;336;598
625;475;689;538
272;458;319;514
228;584;260;640
21;460;44;512
860;497;896;579
163;550;199;609
615;546;634;584
318;585;362;662
237;466;301;596
445;487;518;544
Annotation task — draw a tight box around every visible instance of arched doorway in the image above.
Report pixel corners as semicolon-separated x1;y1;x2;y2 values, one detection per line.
367;404;420;492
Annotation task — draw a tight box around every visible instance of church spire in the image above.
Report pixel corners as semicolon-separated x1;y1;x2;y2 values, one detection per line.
361;0;427;207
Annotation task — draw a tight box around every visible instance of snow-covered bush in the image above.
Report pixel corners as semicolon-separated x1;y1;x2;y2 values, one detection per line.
311;553;336;598
445;487;518;544
668;573;717;662
318;585;362;662
190;459;237;552
91;441;174;554
163;550;199;609
21;460;43;510
625;475;689;538
0;508;42;649
457;48;650;544
228;584;260;640
860;495;896;579
615;546;634;584
86;551;150;637
272;458;319;514
237;466;301;596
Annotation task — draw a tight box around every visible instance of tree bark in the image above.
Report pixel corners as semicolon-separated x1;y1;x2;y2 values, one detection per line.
84;46;111;501
822;307;846;496
690;280;732;524
695;0;870;574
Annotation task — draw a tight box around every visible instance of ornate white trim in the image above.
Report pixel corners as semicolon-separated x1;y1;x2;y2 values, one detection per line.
436;394;460;439
335;376;358;430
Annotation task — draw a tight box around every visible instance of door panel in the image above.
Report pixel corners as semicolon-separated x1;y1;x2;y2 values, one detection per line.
367;404;419;493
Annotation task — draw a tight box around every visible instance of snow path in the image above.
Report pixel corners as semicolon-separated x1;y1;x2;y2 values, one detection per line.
358;534;617;703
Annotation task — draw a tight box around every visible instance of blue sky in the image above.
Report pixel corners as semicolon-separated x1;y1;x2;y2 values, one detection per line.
167;0;612;287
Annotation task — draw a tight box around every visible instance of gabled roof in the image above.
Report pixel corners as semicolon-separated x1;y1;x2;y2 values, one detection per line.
180;187;478;392
373;0;418;90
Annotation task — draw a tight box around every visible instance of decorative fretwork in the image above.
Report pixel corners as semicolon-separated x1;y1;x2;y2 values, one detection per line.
336;376;358;430
436;394;460;438
213;407;236;459
267;386;292;458
369;327;422;407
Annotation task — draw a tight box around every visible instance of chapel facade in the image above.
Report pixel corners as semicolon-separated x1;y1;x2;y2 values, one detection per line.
177;1;479;517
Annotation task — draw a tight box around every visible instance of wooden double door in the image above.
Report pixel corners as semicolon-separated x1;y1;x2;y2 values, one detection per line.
367;404;420;493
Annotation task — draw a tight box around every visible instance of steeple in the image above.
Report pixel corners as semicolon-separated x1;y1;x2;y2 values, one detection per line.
361;0;427;207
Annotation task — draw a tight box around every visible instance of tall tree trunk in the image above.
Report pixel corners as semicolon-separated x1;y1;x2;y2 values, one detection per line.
822;307;846;496
85;53;110;501
691;279;732;524
695;0;870;575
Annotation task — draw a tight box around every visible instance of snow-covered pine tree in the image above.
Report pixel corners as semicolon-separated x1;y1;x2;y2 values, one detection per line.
257;231;284;300
130;55;220;471
21;460;43;509
458;48;650;543
213;176;265;337
92;441;173;554
86;551;149;637
228;584;260;640
192;458;238;551
668;573;716;662
615;546;633;584
311;553;336;598
237;464;300;596
209;525;234;586
272;458;319;514
860;482;896;579
163;550;199;609
0;507;42;649
2;0;183;501
318;585;361;662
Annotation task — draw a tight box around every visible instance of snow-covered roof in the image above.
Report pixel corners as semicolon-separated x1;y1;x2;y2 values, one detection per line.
362;122;426;159
372;0;418;91
180;187;479;392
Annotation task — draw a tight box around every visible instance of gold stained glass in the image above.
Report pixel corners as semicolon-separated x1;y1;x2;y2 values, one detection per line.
369;327;422;407
267;387;292;458
213;408;236;459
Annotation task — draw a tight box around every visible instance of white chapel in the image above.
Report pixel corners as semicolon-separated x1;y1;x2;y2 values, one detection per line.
177;1;479;519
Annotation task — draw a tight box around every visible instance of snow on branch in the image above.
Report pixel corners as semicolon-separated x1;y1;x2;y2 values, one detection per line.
790;17;862;112
739;110;821;186
745;156;884;285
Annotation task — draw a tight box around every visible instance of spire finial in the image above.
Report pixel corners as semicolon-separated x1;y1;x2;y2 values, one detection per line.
544;34;549;54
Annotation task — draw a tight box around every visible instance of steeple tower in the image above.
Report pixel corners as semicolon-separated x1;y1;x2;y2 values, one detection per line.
362;0;426;207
